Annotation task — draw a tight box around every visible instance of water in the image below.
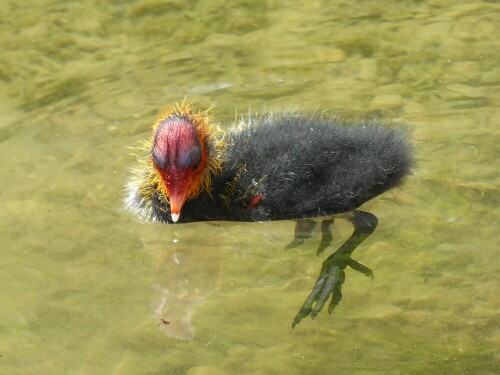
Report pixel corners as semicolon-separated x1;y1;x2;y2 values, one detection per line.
1;1;498;374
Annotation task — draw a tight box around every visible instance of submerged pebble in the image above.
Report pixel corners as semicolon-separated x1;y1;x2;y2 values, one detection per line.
186;366;229;375
445;84;484;98
359;58;378;80
481;68;500;84
370;94;404;109
314;46;346;62
443;61;481;82
403;101;424;114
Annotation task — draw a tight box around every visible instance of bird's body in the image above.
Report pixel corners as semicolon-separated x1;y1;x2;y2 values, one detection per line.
126;110;411;224
125;103;413;326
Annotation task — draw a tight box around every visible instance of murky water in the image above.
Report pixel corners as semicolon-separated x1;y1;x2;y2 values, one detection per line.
1;1;498;374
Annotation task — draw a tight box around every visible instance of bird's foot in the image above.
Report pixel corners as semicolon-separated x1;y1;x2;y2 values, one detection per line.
285;219;316;250
290;211;377;328
316;219;334;255
292;254;373;328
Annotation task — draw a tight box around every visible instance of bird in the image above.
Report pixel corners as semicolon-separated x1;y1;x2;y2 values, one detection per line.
125;102;413;327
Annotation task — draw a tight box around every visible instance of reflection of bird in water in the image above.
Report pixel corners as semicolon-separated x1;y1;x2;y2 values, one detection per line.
125;102;413;327
150;237;224;341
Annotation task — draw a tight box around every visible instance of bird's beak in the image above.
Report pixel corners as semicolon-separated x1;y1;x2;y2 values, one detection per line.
168;186;189;223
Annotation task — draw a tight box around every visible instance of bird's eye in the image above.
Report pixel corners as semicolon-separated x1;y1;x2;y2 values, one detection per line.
191;151;202;169
178;146;202;169
152;147;168;170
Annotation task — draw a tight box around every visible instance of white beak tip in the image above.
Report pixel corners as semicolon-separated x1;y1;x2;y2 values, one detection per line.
171;213;180;223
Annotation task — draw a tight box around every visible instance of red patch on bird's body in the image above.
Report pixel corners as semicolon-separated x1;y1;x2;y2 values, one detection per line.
248;194;262;209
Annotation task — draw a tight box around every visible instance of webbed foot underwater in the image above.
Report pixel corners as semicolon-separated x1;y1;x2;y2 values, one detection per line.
125;102;413;326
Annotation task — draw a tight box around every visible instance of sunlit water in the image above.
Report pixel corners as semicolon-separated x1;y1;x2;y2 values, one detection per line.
1;1;498;374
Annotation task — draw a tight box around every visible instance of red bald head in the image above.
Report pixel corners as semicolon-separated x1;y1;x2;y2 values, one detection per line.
152;118;207;222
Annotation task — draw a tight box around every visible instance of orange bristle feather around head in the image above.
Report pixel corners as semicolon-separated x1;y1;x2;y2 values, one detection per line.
147;101;226;203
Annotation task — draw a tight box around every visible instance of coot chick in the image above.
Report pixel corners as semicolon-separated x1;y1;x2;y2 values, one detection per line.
125;103;413;327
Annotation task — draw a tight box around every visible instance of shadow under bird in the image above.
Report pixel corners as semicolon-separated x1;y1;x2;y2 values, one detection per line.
125;102;413;327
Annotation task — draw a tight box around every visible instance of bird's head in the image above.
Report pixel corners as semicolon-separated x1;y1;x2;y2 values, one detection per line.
150;103;224;222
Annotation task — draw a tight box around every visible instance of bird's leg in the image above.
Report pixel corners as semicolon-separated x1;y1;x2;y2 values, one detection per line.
285;219;317;250
316;219;334;255
292;210;377;328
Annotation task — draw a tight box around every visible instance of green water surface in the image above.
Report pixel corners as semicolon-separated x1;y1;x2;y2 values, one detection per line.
0;1;498;374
